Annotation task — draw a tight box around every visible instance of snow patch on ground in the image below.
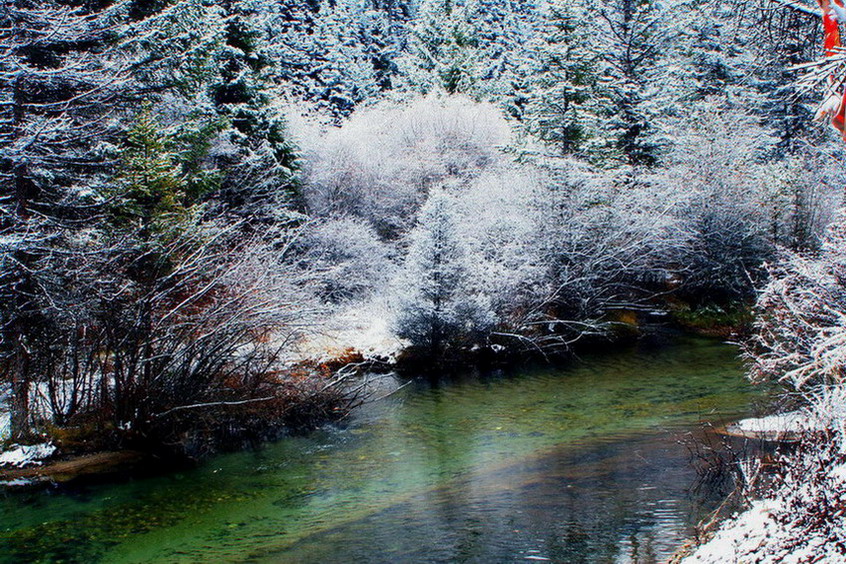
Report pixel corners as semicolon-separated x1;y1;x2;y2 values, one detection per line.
683;500;782;563
290;299;407;364
0;478;35;487
684;424;846;564
0;442;56;468
683;496;846;563
732;410;820;435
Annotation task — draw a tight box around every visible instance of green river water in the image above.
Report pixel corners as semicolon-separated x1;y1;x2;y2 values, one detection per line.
0;335;761;563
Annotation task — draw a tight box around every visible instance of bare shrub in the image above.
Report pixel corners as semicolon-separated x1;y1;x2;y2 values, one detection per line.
0;220;344;455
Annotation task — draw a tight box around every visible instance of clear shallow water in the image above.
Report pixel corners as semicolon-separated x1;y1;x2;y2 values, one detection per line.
0;336;760;563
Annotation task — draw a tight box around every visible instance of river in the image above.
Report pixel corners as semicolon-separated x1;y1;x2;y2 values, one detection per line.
0;335;761;563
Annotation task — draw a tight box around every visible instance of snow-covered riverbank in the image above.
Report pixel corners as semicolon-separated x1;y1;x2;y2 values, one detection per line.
683;463;846;563
0;300;406;478
0;443;56;469
684;410;846;563
287;300;407;365
722;410;823;442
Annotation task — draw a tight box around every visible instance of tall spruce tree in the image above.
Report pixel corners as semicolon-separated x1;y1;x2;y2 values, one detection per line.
398;0;481;95
265;0;380;119
523;0;603;156
209;0;300;219
595;0;666;166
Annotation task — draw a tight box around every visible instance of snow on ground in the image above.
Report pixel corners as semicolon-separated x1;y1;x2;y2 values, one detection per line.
0;442;56;468
727;410;821;440
0;478;34;487
683;500;783;563
288;298;407;364
682;496;846;563
685;419;846;564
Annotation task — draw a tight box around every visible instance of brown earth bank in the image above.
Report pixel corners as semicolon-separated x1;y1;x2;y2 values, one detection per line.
0;450;149;485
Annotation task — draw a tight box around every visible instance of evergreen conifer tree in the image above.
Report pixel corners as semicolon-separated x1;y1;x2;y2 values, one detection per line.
394;189;494;355
523;0;603;155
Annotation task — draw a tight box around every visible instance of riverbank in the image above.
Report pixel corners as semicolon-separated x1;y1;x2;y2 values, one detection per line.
676;409;846;563
0;366;356;486
0;302;405;486
679;454;846;563
0;296;752;486
0;451;148;487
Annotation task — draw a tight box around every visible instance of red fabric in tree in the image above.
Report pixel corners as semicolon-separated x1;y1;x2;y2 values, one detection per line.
817;0;846;136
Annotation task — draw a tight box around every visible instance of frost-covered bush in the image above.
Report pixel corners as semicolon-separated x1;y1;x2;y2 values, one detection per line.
292;95;511;237
298;216;393;303
656;104;779;303
393;189;496;353
528;161;687;330
292;95;831;356
655;104;841;306
455;168;547;320
757;151;843;251
748;210;846;392
392;153;692;352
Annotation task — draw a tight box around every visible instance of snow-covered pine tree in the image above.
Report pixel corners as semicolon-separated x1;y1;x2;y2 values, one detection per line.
467;0;540;107
397;0;542;105
522;0;604;156
207;0;300;219
750;0;820;154
358;0;417;92
593;0;666;166
397;0;481;95
260;0;320;107
665;0;817;154
645;0;757;154
313;1;381;116
266;0;379;119
109;108;206;232
672;0;750;99
394;189;495;355
0;0;132;440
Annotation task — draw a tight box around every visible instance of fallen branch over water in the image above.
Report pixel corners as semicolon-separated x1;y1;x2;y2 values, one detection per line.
151;397;278;419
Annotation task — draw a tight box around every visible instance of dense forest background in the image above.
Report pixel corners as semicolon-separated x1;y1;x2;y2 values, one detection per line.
1;0;842;455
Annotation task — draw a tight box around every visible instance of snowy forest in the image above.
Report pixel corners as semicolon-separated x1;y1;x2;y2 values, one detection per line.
2;0;846;562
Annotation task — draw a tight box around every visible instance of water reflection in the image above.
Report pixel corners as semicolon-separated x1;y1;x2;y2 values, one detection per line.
267;429;730;563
